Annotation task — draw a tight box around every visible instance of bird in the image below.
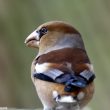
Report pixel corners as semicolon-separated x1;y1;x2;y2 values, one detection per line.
24;21;95;110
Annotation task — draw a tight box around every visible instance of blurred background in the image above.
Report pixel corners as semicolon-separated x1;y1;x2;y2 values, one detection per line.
0;0;110;109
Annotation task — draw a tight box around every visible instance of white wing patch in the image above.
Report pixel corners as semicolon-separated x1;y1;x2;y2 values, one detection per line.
35;63;50;73
86;63;94;72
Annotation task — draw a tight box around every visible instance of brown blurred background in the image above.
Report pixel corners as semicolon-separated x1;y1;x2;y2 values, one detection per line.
0;0;110;109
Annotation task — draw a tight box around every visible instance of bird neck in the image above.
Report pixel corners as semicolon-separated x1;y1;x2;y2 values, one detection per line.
38;34;85;57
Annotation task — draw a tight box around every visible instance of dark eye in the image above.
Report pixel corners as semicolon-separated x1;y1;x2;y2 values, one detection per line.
38;27;48;38
40;27;48;34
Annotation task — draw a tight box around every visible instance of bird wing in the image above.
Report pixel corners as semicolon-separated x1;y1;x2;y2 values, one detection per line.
33;48;95;92
33;66;95;92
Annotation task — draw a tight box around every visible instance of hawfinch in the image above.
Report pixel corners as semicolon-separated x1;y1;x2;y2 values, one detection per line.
25;21;95;110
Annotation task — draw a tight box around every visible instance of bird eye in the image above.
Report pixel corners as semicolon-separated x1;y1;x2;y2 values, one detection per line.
37;27;48;38
40;27;48;34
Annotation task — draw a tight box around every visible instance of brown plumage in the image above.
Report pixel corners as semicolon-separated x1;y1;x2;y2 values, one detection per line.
25;21;95;110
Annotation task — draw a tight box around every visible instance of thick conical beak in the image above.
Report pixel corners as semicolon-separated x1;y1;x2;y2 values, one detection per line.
24;30;40;48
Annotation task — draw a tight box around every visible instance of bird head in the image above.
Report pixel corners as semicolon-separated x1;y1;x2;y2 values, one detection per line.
25;21;85;56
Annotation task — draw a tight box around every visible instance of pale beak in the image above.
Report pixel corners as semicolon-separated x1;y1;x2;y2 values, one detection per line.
24;30;40;48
